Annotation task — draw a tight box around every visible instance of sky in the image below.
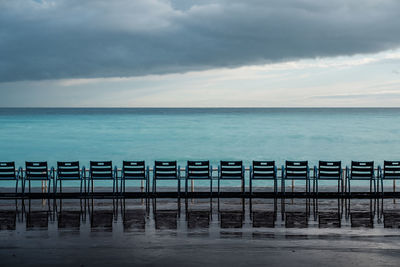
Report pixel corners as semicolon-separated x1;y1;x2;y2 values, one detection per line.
0;0;399;107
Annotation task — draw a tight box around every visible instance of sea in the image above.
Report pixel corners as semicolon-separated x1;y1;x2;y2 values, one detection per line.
0;108;399;187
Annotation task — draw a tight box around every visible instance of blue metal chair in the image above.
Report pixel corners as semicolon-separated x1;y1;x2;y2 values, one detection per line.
314;161;342;195
121;161;149;195
0;162;22;193
153;161;180;194
249;161;277;195
55;161;85;195
218;161;245;195
378;161;400;196
88;161;117;195
346;161;375;195
185;161;212;196
282;161;310;195
24;161;53;195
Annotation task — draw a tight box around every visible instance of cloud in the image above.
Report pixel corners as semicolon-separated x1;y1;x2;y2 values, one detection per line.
1;0;400;82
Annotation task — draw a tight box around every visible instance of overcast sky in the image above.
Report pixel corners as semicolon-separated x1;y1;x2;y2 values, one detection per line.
0;0;400;107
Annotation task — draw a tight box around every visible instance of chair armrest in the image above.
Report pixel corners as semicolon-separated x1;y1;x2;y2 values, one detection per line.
113;166;118;180
17;167;23;180
81;166;86;180
50;167;55;180
313;166;317;180
377;165;382;179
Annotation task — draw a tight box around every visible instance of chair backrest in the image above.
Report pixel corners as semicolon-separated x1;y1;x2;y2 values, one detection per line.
0;162;16;180
285;161;308;180
252;161;276;179
122;161;146;179
318;161;341;179
90;161;113;179
187;161;210;179
383;161;400;179
154;161;178;179
350;161;374;179
57;161;80;179
25;162;48;179
220;161;243;179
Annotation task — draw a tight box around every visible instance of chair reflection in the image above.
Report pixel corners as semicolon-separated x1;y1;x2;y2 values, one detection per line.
346;198;375;228
153;198;180;230
218;198;245;229
121;198;148;231
185;198;212;229
88;198;117;231
314;198;342;228
282;198;310;228
24;199;51;230
56;199;86;230
250;198;277;228
0;200;20;230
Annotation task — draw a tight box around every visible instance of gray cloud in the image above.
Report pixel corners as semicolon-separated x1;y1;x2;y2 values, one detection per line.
1;0;400;82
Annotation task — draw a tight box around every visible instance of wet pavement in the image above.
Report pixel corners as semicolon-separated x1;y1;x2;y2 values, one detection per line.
1;197;400;266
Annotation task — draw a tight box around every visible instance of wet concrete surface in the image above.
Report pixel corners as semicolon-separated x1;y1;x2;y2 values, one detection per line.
1;197;400;266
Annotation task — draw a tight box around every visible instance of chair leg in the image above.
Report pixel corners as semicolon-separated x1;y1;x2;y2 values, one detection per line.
29;180;31;194
185;179;188;197
218;179;220;196
306;179;308;195
15;179;18;194
338;180;340;195
381;178;384;197
178;179;181;196
348;179;351;197
370;179;372;195
80;179;83;196
210;179;213;197
249;178;252;196
113;179;115;195
48;179;51;195
123;179;126;195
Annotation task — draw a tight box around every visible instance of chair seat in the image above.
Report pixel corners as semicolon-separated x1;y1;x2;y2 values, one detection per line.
58;177;82;180
318;177;341;180
91;177;114;180
123;176;147;180
349;177;375;180
252;176;276;180
187;176;211;180
155;176;179;180
285;177;309;180
382;176;400;180
26;177;50;180
219;176;243;180
0;177;17;180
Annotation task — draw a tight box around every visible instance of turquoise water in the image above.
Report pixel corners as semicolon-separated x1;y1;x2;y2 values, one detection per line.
0;108;399;187
1;108;399;165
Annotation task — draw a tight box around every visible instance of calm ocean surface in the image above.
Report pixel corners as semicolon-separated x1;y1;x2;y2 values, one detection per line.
0;108;399;187
1;107;400;166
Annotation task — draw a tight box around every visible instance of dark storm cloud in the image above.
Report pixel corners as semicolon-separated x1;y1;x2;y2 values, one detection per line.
1;0;400;82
